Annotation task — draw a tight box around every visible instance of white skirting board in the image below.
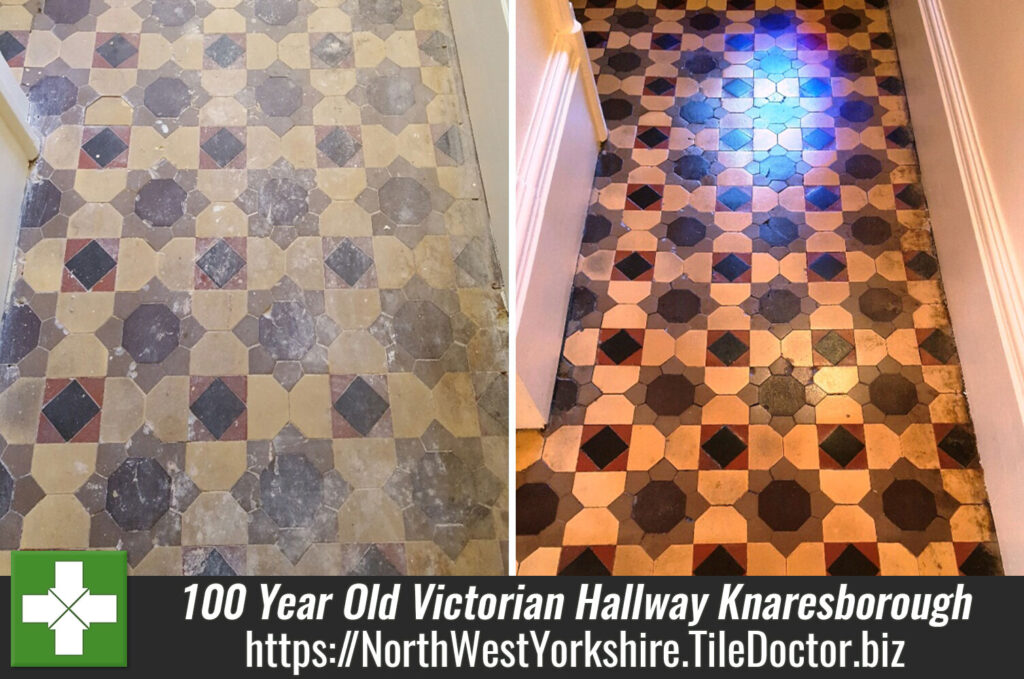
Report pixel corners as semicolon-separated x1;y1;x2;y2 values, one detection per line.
515;13;605;429
890;0;1024;573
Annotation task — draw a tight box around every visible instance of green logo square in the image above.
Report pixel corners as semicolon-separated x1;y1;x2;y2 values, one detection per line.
10;551;127;667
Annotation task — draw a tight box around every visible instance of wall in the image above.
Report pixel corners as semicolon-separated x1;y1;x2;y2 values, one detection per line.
448;0;510;286
890;0;1024;574
936;0;1024;258
514;0;605;428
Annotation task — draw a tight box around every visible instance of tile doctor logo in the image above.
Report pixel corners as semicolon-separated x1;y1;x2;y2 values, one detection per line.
10;551;127;667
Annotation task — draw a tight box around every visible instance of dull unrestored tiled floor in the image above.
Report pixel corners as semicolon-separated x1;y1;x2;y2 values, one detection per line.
0;0;508;575
516;0;1001;576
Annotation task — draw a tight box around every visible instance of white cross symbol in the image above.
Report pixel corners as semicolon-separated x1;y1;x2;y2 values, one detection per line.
21;561;118;656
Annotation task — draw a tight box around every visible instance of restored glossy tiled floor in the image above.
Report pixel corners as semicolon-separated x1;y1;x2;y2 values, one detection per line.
516;0;1001;576
0;0;507;575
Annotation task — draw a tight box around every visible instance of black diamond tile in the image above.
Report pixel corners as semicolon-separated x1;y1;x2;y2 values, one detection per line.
896;184;925;208
581;426;628;469
197;240;245;288
349;546;401;576
636;127;668;148
0;32;25;61
959;544;1002;576
809;253;846;280
312;33;351;66
599;330;641;364
206;34;243;67
713;253;750;281
627;185;661;209
317;128;361;167
919;329;956;363
65;240;116;290
938;426;977;467
886;126;913;147
828;545;878;576
95;34;137;67
820;426;864;467
708;332;747;366
334;377;389;436
906;251;938;279
190;379;246;440
436;127;464;163
42;380;100;441
646;77;675;95
559;548;610;576
198;549;236;576
815;330;853;364
325;239;373;286
614;252;652;279
81;128;127;167
702;427;746;467
201;128;245;167
694;546;744;575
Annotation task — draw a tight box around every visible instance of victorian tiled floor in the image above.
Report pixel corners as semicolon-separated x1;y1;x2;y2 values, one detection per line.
0;0;508;575
516;0;1001;576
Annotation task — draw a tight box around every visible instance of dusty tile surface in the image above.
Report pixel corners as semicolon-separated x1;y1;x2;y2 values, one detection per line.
0;0;507;575
516;0;1001;577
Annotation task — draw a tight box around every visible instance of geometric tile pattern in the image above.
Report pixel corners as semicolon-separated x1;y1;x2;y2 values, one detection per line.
0;0;507;575
516;0;1001;576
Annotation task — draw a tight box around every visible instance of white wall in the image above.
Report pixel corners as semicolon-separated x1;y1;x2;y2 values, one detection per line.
448;0;510;286
936;0;1024;257
514;0;605;428
890;0;1024;573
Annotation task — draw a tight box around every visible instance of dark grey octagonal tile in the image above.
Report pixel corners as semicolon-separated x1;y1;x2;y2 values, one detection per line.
0;304;41;365
392;300;453;359
367;75;415;116
378;177;431;224
152;0;196;27
44;0;90;24
258;177;308;225
135;178;187;227
143;77;192;118
20;179;62;229
28;76;78;116
259;454;323;528
122;304;180;364
259;301;315;361
255;0;298;25
256;77;302;117
106;457;172;531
